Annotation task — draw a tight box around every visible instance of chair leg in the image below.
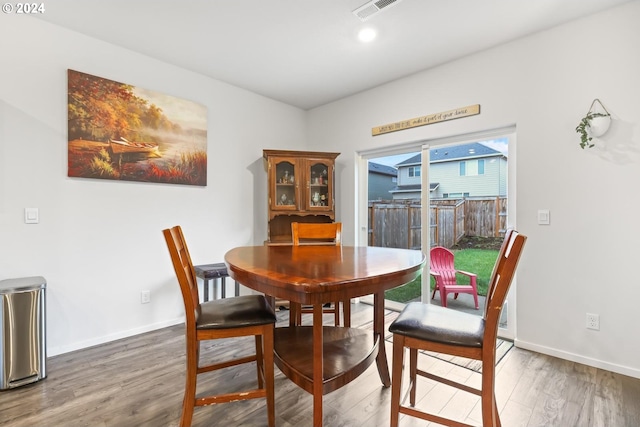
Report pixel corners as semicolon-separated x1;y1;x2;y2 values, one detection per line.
409;348;418;406
439;287;448;307
481;358;500;427
263;327;275;427
180;339;198;427
293;303;302;326
255;335;264;389
334;302;340;326
203;278;210;302
390;335;405;427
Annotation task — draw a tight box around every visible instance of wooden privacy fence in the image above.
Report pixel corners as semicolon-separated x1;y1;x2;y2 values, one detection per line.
368;197;507;249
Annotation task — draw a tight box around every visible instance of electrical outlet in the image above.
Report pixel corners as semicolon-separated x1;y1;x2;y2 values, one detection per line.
586;313;599;330
141;290;151;304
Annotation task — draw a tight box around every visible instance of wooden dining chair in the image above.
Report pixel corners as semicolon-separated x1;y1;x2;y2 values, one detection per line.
389;229;526;427
163;226;276;427
290;222;350;327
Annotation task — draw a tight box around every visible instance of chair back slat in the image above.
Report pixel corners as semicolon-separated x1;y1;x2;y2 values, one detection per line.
292;222;342;246
291;222;345;325
163;226;200;327
483;229;527;334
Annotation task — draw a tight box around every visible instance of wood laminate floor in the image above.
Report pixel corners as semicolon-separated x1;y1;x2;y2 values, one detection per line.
1;302;639;427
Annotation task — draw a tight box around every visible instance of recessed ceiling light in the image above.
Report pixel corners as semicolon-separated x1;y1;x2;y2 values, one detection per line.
358;27;377;43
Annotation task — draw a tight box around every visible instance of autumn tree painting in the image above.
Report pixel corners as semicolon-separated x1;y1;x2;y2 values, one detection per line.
67;69;207;186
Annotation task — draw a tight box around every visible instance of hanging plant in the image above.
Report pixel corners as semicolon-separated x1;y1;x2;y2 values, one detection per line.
576;99;611;149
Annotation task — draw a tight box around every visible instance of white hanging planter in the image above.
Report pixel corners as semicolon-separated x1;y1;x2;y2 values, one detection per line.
576;99;611;149
587;114;611;138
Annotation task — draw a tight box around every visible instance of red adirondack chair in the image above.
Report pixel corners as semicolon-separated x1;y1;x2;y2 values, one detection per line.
430;246;479;309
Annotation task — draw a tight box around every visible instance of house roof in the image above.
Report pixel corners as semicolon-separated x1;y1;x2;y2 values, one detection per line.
396;142;504;166
390;183;439;193
368;162;397;177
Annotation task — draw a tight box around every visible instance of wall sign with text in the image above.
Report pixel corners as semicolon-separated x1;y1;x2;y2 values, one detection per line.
372;104;480;136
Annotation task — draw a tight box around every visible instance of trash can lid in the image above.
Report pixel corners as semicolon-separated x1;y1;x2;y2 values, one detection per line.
0;276;46;293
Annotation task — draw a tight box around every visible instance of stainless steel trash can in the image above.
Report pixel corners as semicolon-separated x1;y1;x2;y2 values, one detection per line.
0;276;46;390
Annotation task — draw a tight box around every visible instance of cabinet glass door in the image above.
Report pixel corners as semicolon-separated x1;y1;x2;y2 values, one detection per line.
273;159;297;210
307;160;332;211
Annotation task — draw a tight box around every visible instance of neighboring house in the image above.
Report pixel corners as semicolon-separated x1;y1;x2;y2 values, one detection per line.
368;162;397;201
390;142;507;200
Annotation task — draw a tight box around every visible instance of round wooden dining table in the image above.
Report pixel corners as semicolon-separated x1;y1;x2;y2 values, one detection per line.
225;244;425;426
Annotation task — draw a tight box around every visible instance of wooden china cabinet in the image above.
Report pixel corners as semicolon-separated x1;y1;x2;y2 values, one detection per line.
263;149;340;245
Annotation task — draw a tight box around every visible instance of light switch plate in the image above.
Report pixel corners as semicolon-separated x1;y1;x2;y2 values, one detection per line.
537;209;550;225
25;207;39;224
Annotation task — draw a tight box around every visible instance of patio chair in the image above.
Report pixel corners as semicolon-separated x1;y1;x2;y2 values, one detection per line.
430;245;479;309
389;229;527;427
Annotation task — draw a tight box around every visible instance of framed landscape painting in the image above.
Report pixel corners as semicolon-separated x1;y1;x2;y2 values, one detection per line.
67;69;207;186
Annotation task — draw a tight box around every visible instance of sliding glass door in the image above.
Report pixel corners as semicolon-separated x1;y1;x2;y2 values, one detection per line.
357;126;516;339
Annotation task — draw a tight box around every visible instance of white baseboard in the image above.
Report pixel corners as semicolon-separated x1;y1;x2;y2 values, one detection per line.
47;317;184;357
515;338;640;380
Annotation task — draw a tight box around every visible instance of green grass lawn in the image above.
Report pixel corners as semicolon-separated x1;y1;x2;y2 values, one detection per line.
384;248;499;303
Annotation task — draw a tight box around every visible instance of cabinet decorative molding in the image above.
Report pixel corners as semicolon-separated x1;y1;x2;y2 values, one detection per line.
263;149;339;245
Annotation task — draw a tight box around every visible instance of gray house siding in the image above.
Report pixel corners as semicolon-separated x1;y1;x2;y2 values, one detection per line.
499;157;507;195
368;162;397;201
398;165;421;186
369;172;395;200
431;156;507;197
394;162;421;199
390;142;507;200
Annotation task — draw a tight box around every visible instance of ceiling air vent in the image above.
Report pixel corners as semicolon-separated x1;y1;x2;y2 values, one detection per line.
353;0;402;22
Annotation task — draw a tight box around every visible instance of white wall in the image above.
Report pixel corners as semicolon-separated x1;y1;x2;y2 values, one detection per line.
0;16;307;355
307;2;640;378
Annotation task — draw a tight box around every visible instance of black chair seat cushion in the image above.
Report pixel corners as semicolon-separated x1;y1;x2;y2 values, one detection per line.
196;295;276;329
389;302;485;347
194;263;229;279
